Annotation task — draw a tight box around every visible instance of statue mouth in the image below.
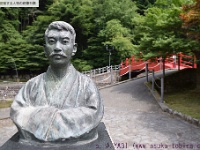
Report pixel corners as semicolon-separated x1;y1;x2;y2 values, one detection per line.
50;53;67;58
53;55;63;59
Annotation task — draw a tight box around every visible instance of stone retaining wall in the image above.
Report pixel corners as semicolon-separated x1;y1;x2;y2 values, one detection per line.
0;83;24;100
155;68;196;94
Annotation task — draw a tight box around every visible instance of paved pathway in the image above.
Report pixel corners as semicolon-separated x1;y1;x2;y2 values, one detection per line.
0;74;200;150
101;77;200;150
0;119;17;147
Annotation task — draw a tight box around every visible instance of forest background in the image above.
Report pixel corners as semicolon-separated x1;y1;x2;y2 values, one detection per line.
0;0;199;76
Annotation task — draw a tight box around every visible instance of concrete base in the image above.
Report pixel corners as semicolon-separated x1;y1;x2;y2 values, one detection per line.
0;122;115;150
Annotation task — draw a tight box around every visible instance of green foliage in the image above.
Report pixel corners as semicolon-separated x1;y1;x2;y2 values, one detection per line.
2;0;199;75
34;0;138;69
133;0;199;60
134;0;156;14
48;0;95;48
99;19;136;61
0;7;50;74
23;0;96;70
72;59;93;72
84;0;138;68
0;8;27;73
23;15;59;45
24;44;48;71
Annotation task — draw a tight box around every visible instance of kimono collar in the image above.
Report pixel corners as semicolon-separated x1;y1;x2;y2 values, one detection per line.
46;63;74;81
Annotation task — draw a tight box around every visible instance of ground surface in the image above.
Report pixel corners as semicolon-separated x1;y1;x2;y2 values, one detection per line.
101;77;200;150
0;75;200;150
165;89;200;121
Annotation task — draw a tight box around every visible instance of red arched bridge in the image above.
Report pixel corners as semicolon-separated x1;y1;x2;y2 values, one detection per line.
82;53;196;85
120;53;197;76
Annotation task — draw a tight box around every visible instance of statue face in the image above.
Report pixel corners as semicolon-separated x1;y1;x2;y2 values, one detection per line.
45;29;77;67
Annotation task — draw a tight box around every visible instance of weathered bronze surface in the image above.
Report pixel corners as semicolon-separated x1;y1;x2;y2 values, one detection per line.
10;21;104;145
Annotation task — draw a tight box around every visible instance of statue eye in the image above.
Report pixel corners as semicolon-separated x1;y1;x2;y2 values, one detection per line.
63;39;69;44
48;38;55;45
62;39;69;45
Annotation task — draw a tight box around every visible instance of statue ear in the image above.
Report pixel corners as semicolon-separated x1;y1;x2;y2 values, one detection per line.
72;43;77;56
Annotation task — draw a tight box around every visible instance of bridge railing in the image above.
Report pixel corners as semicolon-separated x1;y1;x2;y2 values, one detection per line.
82;65;120;86
119;53;196;76
82;53;196;87
83;61;166;87
82;65;120;77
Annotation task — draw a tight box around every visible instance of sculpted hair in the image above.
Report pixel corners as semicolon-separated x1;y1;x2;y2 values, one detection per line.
45;21;76;43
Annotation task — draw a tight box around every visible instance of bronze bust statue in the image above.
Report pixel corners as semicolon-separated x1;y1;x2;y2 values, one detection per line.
10;21;104;146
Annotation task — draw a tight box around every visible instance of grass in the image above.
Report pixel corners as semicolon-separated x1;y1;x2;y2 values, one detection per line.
165;89;200;121
0;100;13;108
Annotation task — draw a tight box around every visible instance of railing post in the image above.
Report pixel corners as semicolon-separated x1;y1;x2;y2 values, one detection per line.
194;55;197;68
145;62;149;82
125;58;129;66
161;77;164;103
173;54;176;68
94;69;96;83
110;66;113;84
152;70;155;91
90;70;92;78
129;65;131;79
192;55;194;68
178;54;180;71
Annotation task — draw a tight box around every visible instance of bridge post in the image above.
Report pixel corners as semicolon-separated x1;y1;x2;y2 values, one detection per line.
193;55;197;68
178;53;181;71
152;70;155;91
162;58;166;77
129;65;131;79
145;63;149;82
173;54;176;68
161;77;164;103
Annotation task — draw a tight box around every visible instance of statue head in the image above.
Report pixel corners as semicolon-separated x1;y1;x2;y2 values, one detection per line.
44;21;77;68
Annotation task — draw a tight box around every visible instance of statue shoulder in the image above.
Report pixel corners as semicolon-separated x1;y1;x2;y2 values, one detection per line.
76;71;98;89
25;73;45;86
77;71;93;82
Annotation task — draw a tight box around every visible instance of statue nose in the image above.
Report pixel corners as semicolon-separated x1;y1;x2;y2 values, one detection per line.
54;42;62;52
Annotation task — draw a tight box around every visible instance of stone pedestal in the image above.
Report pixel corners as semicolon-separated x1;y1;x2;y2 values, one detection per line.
0;122;115;150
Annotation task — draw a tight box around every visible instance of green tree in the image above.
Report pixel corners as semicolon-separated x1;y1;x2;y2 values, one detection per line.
134;0;156;14
0;1;58;75
23;0;139;70
133;0;198;62
181;0;200;89
98;19;136;60
84;0;138;68
48;0;95;57
0;8;30;74
23;0;95;71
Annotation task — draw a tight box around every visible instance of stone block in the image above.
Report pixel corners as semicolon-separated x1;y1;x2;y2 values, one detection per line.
0;122;114;150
